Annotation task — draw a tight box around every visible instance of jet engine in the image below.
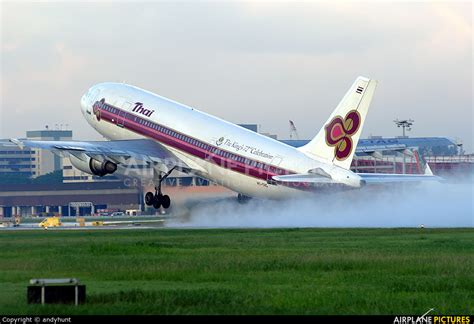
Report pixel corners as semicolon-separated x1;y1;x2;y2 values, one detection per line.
69;155;117;177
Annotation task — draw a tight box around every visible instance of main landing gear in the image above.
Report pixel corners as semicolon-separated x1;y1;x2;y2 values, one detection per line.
237;193;252;204
145;167;176;209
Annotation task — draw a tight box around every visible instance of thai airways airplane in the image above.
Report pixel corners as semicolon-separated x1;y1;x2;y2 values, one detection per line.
11;76;440;209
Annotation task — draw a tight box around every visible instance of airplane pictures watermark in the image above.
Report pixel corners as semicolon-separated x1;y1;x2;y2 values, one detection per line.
111;155;295;189
393;309;472;324
394;308;435;324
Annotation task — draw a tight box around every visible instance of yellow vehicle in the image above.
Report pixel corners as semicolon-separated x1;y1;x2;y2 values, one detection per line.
39;217;62;229
14;216;21;227
76;217;85;227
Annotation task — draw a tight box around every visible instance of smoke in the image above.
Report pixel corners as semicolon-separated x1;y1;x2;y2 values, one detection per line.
167;177;473;228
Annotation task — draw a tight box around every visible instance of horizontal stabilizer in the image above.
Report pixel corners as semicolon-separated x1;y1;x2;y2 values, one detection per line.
358;173;442;184
272;173;337;184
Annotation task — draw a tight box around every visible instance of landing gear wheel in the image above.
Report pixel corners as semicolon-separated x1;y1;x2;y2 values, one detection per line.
151;166;176;210
161;195;171;209
153;196;162;209
145;192;155;206
237;193;251;204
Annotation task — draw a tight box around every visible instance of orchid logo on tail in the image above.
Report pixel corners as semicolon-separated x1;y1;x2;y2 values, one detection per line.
325;110;361;161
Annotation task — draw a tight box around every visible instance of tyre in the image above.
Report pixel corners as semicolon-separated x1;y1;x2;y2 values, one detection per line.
145;192;154;206
161;195;171;209
153;198;161;209
237;193;251;204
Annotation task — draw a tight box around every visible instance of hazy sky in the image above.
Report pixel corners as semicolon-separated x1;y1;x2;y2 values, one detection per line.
1;1;472;151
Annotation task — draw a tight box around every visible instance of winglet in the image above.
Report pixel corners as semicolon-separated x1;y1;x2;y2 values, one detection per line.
9;138;25;150
424;163;445;182
413;148;434;176
424;163;434;176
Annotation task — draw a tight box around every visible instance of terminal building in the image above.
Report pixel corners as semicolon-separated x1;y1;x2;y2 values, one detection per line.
0;129;72;178
0;182;142;218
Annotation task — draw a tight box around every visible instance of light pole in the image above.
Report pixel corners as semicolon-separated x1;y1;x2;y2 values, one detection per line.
394;119;414;137
394;119;414;174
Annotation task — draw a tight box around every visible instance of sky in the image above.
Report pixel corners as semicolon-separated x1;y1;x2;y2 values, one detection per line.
1;1;472;151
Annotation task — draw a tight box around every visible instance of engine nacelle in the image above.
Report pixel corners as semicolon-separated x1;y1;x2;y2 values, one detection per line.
69;155;117;177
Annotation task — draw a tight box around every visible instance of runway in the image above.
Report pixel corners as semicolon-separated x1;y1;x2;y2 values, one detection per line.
0;224;163;231
0;216;166;231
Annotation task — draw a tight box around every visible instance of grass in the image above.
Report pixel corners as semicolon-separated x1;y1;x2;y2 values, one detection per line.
0;228;472;315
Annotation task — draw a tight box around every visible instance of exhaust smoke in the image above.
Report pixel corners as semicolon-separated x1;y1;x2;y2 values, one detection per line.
168;177;473;228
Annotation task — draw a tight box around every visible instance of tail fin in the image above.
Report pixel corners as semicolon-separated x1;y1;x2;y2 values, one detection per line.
298;76;378;170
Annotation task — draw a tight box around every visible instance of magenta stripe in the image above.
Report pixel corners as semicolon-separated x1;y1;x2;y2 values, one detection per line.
95;102;317;191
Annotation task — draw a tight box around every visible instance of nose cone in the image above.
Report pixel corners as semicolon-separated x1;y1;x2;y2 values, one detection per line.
80;85;100;118
80;91;88;116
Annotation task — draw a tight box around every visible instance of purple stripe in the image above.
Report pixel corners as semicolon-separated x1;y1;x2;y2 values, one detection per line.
96;103;315;190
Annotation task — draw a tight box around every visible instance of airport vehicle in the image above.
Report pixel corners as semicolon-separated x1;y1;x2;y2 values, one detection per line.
39;217;61;229
110;212;125;217
11;77;440;209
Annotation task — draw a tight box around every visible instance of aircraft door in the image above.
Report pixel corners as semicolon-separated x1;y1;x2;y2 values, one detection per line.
116;100;132;128
267;155;283;184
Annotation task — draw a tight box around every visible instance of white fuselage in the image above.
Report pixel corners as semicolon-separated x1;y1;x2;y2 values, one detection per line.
80;82;359;199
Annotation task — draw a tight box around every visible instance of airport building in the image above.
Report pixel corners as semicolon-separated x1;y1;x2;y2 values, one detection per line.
0;145;36;178
0;129;72;178
240;124;278;139
0;182;142;217
27;130;73;175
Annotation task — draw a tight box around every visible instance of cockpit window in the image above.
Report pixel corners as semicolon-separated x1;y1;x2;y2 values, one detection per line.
89;89;100;105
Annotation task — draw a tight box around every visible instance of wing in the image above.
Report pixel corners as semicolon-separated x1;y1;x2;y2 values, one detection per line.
9;138;194;173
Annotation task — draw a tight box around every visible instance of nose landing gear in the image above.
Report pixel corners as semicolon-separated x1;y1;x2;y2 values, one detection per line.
145;167;176;209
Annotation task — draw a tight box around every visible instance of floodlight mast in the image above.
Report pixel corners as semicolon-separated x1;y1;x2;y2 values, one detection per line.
394;119;414;137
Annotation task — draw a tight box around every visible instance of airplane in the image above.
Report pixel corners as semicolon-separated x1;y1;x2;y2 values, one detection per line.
11;76;441;209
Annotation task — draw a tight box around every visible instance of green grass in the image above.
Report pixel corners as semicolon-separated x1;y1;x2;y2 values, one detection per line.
0;228;472;315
